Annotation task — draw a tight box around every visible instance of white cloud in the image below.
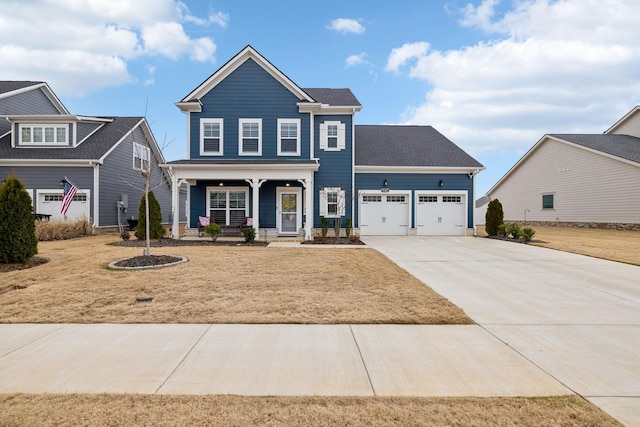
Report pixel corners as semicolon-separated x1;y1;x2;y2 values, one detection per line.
389;0;640;158
0;0;220;96
328;18;365;34
346;53;368;68
209;10;230;28
385;42;430;73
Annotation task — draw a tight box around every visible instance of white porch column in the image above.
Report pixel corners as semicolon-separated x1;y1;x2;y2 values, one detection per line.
303;177;314;240
171;173;180;239
247;178;265;240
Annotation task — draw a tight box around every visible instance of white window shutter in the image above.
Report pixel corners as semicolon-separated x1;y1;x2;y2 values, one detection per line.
338;189;346;216
337;123;346;150
319;189;328;216
319;123;327;150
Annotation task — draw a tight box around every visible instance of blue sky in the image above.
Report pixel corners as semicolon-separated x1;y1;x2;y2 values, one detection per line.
2;0;639;196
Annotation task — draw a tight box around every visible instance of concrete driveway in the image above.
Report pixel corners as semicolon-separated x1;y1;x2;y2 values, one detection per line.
363;236;640;426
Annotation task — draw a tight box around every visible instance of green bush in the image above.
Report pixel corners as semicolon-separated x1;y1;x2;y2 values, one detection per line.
204;223;221;241
507;223;522;239
497;223;509;237
345;218;352;239
242;226;256;243
0;175;38;263
136;191;165;239
321;217;329;238
522;227;536;242
333;217;341;238
485;199;504;236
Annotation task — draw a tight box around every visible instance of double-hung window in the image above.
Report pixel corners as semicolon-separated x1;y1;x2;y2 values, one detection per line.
319;121;345;151
208;188;248;226
319;187;345;218
277;119;300;155
201;119;223;155
133;142;151;171
239;119;262;155
19;124;68;145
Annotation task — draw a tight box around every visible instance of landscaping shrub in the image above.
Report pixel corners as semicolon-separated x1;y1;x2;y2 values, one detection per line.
345;218;352;239
507;223;522;239
321;217;329;238
242;226;256;243
36;216;96;241
204;223;221;241
136;191;165;239
0;175;37;263
485;199;504;236
522;227;536;242
334;217;341;238
497;223;509;237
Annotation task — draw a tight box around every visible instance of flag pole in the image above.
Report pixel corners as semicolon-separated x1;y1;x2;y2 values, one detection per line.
62;176;86;194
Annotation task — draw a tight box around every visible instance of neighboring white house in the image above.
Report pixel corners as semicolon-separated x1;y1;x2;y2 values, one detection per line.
478;106;640;229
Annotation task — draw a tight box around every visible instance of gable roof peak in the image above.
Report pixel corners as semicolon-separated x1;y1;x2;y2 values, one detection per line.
178;45;314;110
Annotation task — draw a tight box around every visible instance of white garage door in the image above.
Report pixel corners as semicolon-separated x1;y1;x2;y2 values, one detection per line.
359;192;410;235
37;190;90;220
416;193;466;236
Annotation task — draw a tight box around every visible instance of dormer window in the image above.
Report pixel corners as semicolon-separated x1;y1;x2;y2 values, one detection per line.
20;124;68;145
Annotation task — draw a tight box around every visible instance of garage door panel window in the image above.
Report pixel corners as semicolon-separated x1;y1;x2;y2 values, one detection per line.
362;195;381;203
443;196;462;203
387;195;407;203
43;194;87;203
419;196;437;203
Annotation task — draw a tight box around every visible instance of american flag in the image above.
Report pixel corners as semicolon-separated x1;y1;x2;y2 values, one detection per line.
61;179;78;215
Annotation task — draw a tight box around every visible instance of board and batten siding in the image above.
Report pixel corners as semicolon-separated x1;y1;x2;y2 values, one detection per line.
489;138;640;224
189;59;311;160
99;125;172;227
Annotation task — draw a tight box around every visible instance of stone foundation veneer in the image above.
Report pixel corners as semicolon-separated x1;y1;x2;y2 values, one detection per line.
505;221;640;231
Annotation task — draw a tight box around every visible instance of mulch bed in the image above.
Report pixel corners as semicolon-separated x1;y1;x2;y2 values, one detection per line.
111;254;185;268
111;238;268;247
303;237;365;245
0;256;49;274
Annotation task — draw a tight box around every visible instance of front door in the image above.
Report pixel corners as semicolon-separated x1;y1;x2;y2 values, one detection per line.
277;187;301;235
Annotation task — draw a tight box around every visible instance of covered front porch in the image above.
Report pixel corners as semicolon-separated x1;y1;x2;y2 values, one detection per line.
162;160;318;241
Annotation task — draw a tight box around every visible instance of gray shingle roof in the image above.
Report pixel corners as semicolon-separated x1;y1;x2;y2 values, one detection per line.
550;134;640;164
355;125;483;168
302;88;361;107
0;117;143;160
165;159;318;166
0;81;43;95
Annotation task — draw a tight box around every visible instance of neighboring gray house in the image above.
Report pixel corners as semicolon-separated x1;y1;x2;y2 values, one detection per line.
480;106;640;229
0;81;179;230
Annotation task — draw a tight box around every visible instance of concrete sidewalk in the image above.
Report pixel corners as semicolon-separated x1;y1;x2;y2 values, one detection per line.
0;323;568;397
363;236;640;427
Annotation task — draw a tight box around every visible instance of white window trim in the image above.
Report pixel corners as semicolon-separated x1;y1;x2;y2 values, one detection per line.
205;186;249;226
319;121;345;151
200;118;224;156
133;141;151;172
18;124;68;146
277;118;300;156
238;118;262;156
319;187;346;218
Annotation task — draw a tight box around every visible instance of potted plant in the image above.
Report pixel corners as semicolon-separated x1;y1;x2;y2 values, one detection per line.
203;223;221;242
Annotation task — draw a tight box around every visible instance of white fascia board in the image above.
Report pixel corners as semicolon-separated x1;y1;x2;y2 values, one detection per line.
297;103;362;115
0;159;97;167
180;46;314;104
5;114;81;123
165;166;318;181
355;165;485;174
175;100;202;113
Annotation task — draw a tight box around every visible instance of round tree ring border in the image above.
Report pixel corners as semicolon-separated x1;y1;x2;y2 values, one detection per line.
108;255;188;270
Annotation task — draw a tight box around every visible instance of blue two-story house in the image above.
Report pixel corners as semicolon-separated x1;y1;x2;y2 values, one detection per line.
163;46;484;239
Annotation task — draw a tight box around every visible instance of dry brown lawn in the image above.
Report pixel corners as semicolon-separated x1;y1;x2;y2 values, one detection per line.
477;225;640;266
0;229;629;426
0;394;620;426
0;235;471;324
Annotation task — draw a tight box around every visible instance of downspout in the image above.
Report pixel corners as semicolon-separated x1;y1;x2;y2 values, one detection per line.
351;108;356;229
472;169;479;237
91;160;99;227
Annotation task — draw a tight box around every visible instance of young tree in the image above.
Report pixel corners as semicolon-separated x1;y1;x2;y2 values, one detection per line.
485;198;504;236
0;175;38;263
